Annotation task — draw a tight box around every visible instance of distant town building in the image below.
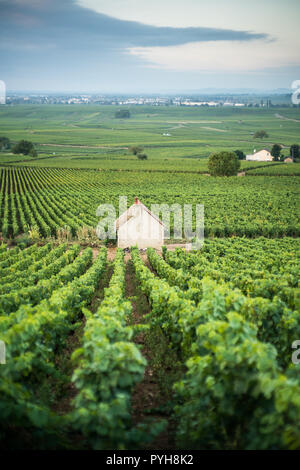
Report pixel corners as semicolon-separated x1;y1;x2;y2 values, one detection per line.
224;102;245;107
284;157;293;163
181;100;219;107
246;149;273;161
0;80;6;105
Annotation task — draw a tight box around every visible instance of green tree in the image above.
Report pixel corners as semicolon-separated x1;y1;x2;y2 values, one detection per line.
234;149;246;160
254;130;269;139
290;144;300;161
0;136;10;151
208;151;241;176
129;146;144;155
271;144;281;161
137;153;148;160
29;147;38;158
115;109;130;119
12;140;35;155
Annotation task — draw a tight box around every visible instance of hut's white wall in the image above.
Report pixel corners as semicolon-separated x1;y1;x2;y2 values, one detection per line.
246;150;273;161
117;206;163;249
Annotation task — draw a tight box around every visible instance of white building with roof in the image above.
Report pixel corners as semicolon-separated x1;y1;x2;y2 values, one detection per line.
246;149;273;161
115;197;164;250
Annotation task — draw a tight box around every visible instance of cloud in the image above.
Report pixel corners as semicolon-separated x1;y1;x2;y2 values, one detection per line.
3;0;295;92
0;0;267;51
128;39;300;72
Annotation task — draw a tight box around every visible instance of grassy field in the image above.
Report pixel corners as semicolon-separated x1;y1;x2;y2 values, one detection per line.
0;105;299;171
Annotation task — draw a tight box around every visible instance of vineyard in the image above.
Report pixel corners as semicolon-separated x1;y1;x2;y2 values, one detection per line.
0;235;299;449
0;103;299;450
0;167;299;239
0;243;162;449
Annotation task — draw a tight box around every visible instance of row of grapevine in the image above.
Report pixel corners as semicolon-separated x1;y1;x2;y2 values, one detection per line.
0;243;7;253
0;245;19;262
0;168;97;237
0;243;163;449
0;167;299;238
131;248;300;449
162;238;299;308
0;248;107;446
0;243;51;277
71;249;150;449
0;243;40;270
0;245;92;313
148;247;300;368
0;243;68;289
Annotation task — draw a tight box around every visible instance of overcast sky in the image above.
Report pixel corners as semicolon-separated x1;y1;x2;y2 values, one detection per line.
0;0;299;92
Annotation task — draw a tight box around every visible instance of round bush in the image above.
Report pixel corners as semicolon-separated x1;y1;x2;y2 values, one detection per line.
208;151;241;176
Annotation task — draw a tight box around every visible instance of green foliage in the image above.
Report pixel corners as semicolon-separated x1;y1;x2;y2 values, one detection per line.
0;168;298;239
271;144;282;161
163;238;300;368
29;147;38;157
28;225;41;242
0;243;39;271
129;146;144;155
0;247;107;444
0;104;299;172
115;109;130;119
247;163;300;176
234;149;246;160
0;103;299;449
12;140;35;155
0;244;92;312
15;233;33;249
208;151;241;176
290;144;300;161
175;313;300;450
253;130;269;139
0;136;10;151
132;247;197;355
132;244;300;449
0;243;7;254
129;146;147;160
71;249;156;449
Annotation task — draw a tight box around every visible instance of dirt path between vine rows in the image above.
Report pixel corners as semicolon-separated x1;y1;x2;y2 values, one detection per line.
125;255;176;450
88;245;182;449
50;248;113;430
